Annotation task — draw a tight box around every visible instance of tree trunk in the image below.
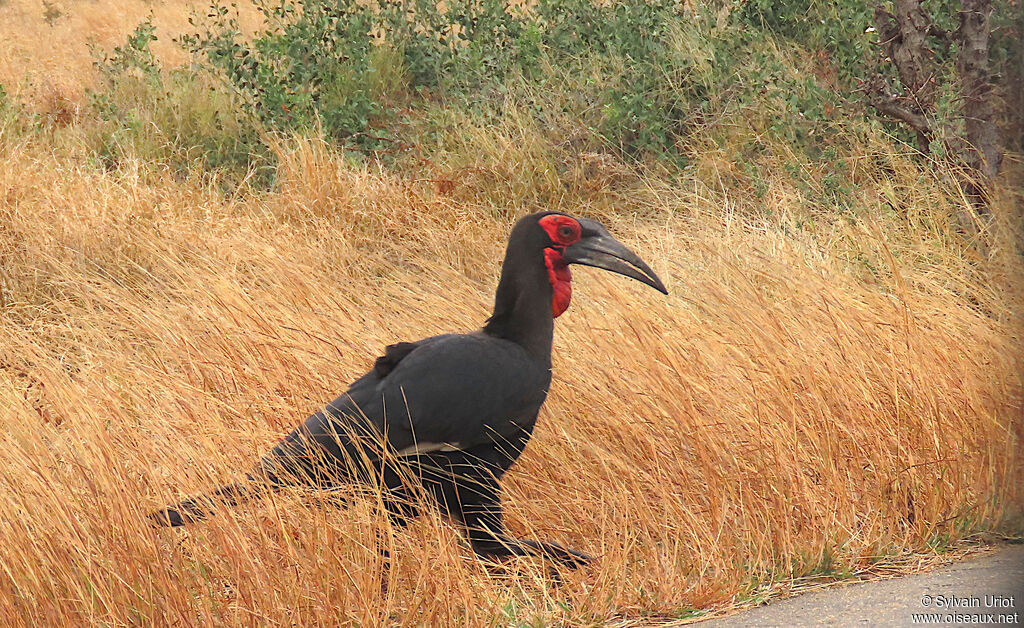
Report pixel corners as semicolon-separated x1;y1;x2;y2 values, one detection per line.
956;0;1002;179
865;0;1003;215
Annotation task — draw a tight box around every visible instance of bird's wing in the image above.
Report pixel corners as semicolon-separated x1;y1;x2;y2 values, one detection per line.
261;334;550;484
375;334;551;448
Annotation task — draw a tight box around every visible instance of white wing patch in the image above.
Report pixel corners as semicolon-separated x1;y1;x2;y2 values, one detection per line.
395;442;464;456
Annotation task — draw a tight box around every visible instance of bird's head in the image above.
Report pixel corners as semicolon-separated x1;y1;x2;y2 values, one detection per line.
530;212;667;317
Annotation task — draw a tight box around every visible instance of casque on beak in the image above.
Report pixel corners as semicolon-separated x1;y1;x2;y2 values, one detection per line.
561;219;668;294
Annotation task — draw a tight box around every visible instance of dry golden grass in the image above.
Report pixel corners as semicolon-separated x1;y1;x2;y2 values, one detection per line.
0;128;1021;625
1;2;1022;623
0;0;263;116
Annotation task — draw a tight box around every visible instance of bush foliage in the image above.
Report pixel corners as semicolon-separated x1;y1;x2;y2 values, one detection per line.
178;0;695;156
20;0;1008;207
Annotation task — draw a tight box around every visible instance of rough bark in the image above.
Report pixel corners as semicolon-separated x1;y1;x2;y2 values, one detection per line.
956;0;1002;178
871;2;939;151
864;0;1003;213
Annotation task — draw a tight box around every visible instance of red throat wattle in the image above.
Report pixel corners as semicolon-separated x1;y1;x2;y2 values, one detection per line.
544;248;572;317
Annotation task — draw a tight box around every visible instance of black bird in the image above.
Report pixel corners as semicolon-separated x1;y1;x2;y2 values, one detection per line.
151;211;667;568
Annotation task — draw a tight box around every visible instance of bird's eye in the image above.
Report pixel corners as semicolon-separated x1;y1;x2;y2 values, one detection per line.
538;214;581;246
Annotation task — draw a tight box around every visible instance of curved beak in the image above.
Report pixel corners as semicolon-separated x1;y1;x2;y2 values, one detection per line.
562;219;668;294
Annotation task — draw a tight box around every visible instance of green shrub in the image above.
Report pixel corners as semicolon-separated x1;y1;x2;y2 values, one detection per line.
87;19;273;183
180;0;695;158
84;0;978;213
0;83;31;138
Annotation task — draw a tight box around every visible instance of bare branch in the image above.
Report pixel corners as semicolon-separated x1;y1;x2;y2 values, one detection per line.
864;85;930;134
863;74;932;151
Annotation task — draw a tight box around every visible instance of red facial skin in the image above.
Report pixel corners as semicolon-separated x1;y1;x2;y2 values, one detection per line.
537;215;583;317
544;249;573;317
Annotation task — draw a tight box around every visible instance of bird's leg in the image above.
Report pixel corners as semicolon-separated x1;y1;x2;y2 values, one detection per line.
382;492;419;528
373;492;419;597
453;475;592;569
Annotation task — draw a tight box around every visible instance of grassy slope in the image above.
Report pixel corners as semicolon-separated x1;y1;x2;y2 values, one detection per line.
1;1;1022;625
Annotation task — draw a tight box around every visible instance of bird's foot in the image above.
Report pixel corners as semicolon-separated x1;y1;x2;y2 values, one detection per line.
149;507;188;527
149;498;211;527
473;535;594;570
530;539;593;569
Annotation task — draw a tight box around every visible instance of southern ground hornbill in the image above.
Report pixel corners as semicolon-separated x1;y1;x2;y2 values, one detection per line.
151;211;667;568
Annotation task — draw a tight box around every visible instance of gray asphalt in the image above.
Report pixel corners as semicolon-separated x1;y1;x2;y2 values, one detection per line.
698;545;1023;627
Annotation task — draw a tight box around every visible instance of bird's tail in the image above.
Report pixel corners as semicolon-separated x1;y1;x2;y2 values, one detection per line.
149;480;264;527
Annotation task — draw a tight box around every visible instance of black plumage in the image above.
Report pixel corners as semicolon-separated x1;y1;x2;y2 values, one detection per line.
151;211;667;568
